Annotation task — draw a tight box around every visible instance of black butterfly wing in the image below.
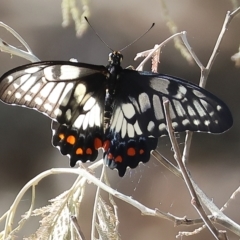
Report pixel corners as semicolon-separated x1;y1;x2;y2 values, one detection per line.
0;61;108;164
110;69;232;137
104;69;233;176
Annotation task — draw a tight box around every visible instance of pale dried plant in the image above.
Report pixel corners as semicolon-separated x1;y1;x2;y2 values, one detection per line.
0;3;240;240
61;0;90;37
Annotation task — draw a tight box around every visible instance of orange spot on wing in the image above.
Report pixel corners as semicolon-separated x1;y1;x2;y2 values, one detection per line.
139;149;144;154
115;155;123;163
103;140;110;151
94;138;102;149
76;148;83;155
59;133;65;140
86;148;92;155
67;135;76;145
107;153;113;159
127;147;136;156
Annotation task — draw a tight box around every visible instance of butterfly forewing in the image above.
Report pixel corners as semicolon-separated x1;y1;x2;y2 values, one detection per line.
0;61;108;123
0;61;108;167
109;69;232;140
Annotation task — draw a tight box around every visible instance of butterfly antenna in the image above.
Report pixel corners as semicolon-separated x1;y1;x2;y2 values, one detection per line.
84;17;114;52
119;23;155;52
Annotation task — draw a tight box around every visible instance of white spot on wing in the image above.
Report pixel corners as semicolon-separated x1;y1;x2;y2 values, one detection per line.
193;100;206;117
40;82;55;97
111;107;120;129
83;112;90;130
73;114;85;129
193;119;200;126
94;104;101;127
24;94;32;101
147;121;155;132
65;109;72;121
54;108;61;117
204;120;210;126
149;78;170;94
179;85;187;95
121;119;127;138
13;83;19;89
138;92;151;113
172;99;185;117
187;105;196;117
172;122;178;128
172;85;187;99
48;82;65;104
129;96;140;113
7;76;13;83
89;106;96;127
159;123;166;131
127;123;134;138
25;66;40;74
217;105;222;111
200;99;211;112
60;65;80;80
153;95;163;120
182;119;190;126
20;74;31;83
134;120;142;135
83;97;96;111
30;82;41;94
44;103;53;111
15;92;21;99
115;111;123;133
209;111;214;117
193;90;205;98
21;76;37;92
122;103;135;119
74;84;86;104
35;97;43;105
59;82;74;106
169;103;176;118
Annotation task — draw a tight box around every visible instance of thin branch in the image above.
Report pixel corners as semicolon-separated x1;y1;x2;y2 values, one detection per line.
104;172;120;234
152;151;240;236
71;215;86;240
163;100;226;240
0;22;33;53
202;7;240;88
135;32;183;71
0;22;40;62
3;159;104;239
159;0;194;65
0;39;40;62
221;186;240;212
182;7;240;170
91;164;105;239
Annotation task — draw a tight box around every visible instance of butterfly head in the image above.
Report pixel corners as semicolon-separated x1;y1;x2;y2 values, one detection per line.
108;51;123;66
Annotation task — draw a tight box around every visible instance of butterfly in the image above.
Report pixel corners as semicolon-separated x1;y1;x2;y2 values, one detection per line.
0;51;233;176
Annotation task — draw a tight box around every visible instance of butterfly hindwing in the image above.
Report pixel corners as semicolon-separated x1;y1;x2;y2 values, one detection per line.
52;121;104;166
104;131;158;177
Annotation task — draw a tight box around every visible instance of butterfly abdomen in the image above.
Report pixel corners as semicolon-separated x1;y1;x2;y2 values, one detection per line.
104;91;114;131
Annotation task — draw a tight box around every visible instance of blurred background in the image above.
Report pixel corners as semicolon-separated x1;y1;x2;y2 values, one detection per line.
0;0;240;239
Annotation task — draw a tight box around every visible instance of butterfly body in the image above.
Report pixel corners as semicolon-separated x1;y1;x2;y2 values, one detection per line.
0;51;233;176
